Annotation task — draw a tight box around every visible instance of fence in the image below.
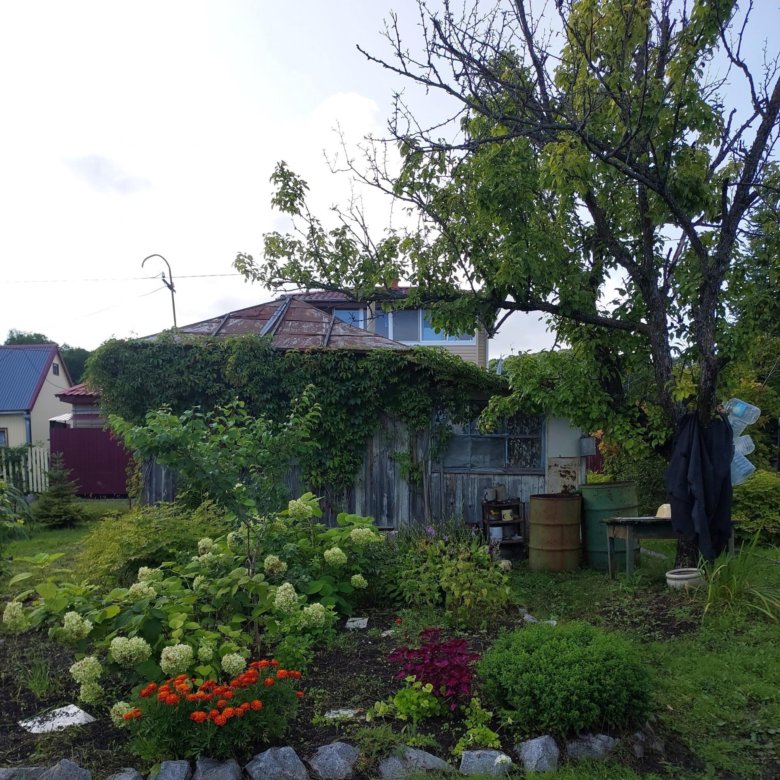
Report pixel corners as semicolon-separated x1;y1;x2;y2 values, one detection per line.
0;445;49;493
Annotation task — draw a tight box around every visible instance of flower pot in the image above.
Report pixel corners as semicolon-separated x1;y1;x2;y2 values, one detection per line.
666;568;705;590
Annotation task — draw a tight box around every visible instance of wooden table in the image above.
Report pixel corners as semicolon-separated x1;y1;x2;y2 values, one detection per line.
603;517;676;579
603;516;735;578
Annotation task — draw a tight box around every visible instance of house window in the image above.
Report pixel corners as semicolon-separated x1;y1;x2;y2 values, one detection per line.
372;308;476;344
52;363;60;376
0;429;7;447
439;404;544;473
334;308;364;328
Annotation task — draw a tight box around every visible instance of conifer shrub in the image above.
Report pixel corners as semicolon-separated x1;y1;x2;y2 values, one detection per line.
478;622;650;737
32;453;86;528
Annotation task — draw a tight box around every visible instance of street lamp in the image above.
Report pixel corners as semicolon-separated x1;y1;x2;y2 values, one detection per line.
141;253;178;329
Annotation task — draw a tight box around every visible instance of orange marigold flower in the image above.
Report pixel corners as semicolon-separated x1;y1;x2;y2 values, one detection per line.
234;708;244;718
240;702;251;711
214;715;228;727
216;699;228;709
263;678;275;687
250;699;263;711
186;694;198;702
276;669;289;679
223;707;235;718
209;709;220;719
166;694;180;706
258;660;271;668
190;710;208;723
295;690;304;698
291;671;302;679
271;659;280;667
222;690;234;699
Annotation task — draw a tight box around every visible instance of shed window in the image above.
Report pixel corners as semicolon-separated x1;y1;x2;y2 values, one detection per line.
52;363;60;376
439;403;544;472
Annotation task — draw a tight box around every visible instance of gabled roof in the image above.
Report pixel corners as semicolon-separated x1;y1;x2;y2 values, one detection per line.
161;297;408;351
56;383;101;405
0;344;65;412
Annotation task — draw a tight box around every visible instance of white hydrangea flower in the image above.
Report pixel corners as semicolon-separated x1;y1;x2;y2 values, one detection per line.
273;582;299;613
61;611;92;642
287;498;313;521
110;701;132;728
197;643;214;662
197;537;214;555
79;681;102;704
299;602;332;629
2;601;28;632
349;527;381;546
499;559;512;572
323;546;347;567
127;581;157;601
159;643;194;676
350;573;368;590
221;653;247;677
192;575;205;592
263;554;288;577
137;566;161;582
494;754;512;767
226;531;243;552
70;655;102;684
109;636;152;667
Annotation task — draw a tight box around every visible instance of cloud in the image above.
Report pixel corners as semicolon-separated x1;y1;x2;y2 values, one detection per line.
65;155;151;194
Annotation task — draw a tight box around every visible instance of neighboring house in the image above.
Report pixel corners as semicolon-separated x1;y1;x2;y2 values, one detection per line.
49;384;131;497
290;289;490;368
141;297;584;526
0;344;72;448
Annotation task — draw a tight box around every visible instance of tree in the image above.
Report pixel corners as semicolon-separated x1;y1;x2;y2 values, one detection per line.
236;0;780;454
5;329;51;345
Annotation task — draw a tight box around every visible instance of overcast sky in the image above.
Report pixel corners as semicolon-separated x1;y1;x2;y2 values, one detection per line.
0;1;774;361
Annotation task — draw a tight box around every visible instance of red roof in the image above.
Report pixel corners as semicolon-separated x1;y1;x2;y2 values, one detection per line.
154;297;408;351
56;383;101;404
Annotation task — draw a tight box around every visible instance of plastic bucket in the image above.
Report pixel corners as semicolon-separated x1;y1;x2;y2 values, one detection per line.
528;493;582;572
579;482;639;571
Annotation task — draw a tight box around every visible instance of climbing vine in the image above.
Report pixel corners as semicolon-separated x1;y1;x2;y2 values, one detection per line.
87;336;504;496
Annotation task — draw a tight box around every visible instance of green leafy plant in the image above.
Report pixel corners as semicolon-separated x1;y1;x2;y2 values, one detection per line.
478;622;651;737
732;471;780;544
703;535;780;622
369;676;445;731
453;697;501;758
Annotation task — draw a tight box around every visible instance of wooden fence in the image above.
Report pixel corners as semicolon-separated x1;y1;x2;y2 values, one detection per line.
0;445;49;493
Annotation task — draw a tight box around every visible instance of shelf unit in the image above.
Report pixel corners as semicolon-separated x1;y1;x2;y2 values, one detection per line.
482;498;525;558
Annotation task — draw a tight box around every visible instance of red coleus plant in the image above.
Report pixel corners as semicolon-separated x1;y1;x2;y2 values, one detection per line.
388;628;479;710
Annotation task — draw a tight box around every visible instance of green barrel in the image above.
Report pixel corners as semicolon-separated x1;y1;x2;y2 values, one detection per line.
579;482;638;571
528;493;582;572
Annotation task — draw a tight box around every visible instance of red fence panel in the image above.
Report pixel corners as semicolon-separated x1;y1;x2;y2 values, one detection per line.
50;427;131;497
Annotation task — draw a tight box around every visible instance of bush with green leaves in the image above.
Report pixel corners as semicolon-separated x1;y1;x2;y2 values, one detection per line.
387;521;509;629
732;470;780;544
478;622;651;737
73;500;232;585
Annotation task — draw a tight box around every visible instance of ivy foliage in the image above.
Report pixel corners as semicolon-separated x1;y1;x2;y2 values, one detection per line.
87;336;504;495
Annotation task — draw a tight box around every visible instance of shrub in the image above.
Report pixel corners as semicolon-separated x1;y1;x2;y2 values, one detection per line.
73;501;231;585
478;622;651;737
121;658;302;760
732;470;780;544
0;479;28;575
387;522;509;629
31;453;86;528
388;628;478;710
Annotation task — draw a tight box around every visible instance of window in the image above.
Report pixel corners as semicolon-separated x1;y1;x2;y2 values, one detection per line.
0;429;7;447
52;363;60;376
334;308;364;328
438;403;544;472
371;308;476;343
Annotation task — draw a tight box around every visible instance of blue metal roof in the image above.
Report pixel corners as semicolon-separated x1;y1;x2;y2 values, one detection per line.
0;345;58;412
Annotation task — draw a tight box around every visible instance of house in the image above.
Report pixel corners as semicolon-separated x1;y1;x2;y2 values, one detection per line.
49;384;131;497
289;289;490;368
139;296;585;527
0;344;72;448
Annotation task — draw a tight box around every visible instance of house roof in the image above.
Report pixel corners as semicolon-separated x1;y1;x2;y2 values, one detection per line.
56;383;101;405
290;288;413;306
0;344;65;412
161;297;408;351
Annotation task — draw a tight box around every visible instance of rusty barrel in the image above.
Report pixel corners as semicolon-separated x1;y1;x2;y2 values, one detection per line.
528;493;582;572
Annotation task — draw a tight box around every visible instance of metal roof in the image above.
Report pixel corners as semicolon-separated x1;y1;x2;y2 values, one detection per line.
0;344;60;412
160;297;409;351
56;383;100;404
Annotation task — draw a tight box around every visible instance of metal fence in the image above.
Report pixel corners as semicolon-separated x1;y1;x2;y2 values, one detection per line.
0;445;49;493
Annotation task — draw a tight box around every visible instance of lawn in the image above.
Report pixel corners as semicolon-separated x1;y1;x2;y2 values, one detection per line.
1;509;778;780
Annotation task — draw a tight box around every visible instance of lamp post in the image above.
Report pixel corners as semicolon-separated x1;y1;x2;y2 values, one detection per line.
141;253;178;329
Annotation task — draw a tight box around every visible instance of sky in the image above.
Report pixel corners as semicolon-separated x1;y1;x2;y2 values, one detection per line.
0;1;775;361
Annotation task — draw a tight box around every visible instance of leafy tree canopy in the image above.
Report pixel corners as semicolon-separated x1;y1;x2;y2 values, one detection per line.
235;0;780;452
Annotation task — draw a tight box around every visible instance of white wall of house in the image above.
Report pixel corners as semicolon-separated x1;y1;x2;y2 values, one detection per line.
0;413;28;448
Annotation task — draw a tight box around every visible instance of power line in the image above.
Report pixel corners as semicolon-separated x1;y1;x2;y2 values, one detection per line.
1;273;244;284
